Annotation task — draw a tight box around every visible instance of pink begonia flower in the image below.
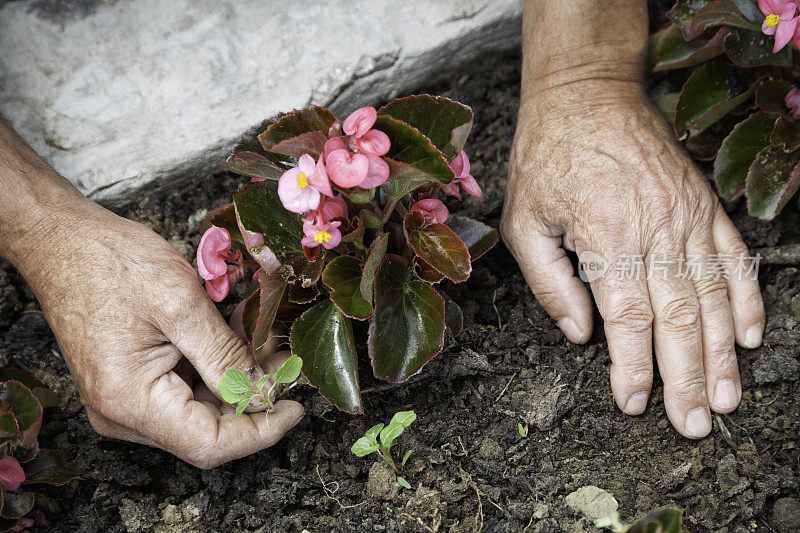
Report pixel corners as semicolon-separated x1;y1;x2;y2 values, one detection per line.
8;518;33;533
278;154;332;213
321;196;348;220
196;226;243;302
343;106;378;137
760;0;798;52
342;106;391;156
411;199;449;224
301;218;342;250
0;457;25;491
442;150;481;200
786;87;800;119
358;155;390;188
326;150;370;188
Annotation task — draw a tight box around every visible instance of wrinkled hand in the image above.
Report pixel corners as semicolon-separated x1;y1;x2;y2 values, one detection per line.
501;82;765;438
21;201;303;468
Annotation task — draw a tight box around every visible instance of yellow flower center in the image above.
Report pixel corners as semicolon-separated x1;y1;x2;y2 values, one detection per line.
766;14;780;27
297;172;308;189
314;230;332;243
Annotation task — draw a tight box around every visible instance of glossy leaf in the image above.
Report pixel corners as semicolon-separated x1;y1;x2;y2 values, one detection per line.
242;270;286;352
771;116;800;152
714;112;775;199
351;436;378;457
440;290;464;337
230;117;277;156
380;158;439;199
22;449;80;486
404;211;471;283
322;256;372;320
0;492;33;520
360;233;389;304
377;95;473;159
0;382;40;433
220;151;284;180
275;355;303;384
723;28;792;67
746;145;800;219
368;255;446;382
373;115;454;184
198;203;243;243
668;0;714;39
234;179;303;256
626;507;683;533
445;215;498;261
268;131;327;160
290;300;362;414
379;424;405;449
365;423;384;440
674;61;753;139
755;79;792;115
651;24;727;72
689;0;760;38
389;410;416;428
0;370;44;391
414;256;445;284
258;106;337;151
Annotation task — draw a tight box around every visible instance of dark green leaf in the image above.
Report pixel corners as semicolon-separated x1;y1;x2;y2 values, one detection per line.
756;79;792;115
365;423;384;440
220;151;284;180
0;382;40;433
674;61;754;139
22;449;80;486
714;112;776;199
445;215;498;261
690;0;760;38
31;388;57;410
377;95;473;159
242;270;287;352
322;256;373;320
199;203;243;243
380;158;440;199
771;116;800;152
413;256;445;284
268;131;328;160
651;24;727;73
723;28;792;67
361;233;389;303
258;106;337;150
0;409;18;439
440;290;464;337
0;492;33;520
0;370;45;391
234;179;304;258
404;211;471;283
656;92;681;125
290;300;363;414
373;115;454;184
275;355;303;384
368;255;446;382
626;507;683;533
746;145;800;219
231;117;278;156
351;436;378;457
668;0;714;39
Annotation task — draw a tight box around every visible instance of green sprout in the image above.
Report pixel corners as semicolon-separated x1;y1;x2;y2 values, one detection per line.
595;506;683;533
351;410;416;489
517;422;528;438
218;355;303;415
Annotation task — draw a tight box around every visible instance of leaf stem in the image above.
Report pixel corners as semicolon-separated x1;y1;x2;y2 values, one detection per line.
378;445;400;474
380;197;399;224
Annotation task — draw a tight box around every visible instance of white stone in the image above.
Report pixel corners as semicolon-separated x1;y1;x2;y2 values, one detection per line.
0;0;521;204
564;485;619;521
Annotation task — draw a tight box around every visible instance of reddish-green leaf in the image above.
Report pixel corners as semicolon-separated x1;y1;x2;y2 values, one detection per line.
723;28;792;67
377;95;473;160
368;255;445;382
445;215;498;261
220;151;284;180
373;115;454;185
200;203;243;243
746;145;800;219
689;0;760;38
404;211;471;283
439;290;463;337
668;0;715;39
360;233;389;303
242;270;287;352
0;370;44;391
674;61;754;139
322;256;372;320
234;179;304;258
756;79;792;115
0;408;18;440
268;131;327;160
0;382;40;434
290;300;362;414
656;92;681;125
651;24;728;73
771;116;800;152
0;492;33;520
714;112;776;199
258;106;337;151
413;256;445;284
381;158;440;199
22;449;80;486
31;388;57;410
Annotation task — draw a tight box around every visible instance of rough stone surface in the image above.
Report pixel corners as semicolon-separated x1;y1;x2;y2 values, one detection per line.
564;486;619;521
0;0;521;204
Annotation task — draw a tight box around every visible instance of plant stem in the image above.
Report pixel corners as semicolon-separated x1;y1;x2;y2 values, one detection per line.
378;446;400;474
380;197;399;224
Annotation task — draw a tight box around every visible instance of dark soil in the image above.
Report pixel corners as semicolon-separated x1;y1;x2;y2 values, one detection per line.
1;26;799;533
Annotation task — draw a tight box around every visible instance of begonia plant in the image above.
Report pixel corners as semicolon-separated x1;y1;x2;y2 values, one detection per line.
0;368;80;532
650;0;800;219
199;95;497;414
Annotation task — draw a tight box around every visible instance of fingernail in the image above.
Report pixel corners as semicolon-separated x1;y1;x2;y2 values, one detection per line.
745;324;763;349
624;392;649;415
713;379;740;411
558;318;584;343
684;407;711;438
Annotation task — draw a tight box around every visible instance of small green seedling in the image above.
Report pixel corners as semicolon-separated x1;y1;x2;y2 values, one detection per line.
517;422;528;438
218;355;303;415
595;506;682;533
351;410;416;489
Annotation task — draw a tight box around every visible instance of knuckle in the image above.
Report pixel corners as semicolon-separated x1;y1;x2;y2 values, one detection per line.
604;297;654;332
658;296;701;334
707;345;738;372
613;360;653;389
694;277;728;300
206;330;248;373
668;370;707;401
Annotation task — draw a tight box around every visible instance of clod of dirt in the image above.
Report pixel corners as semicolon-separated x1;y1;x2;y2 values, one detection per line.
564;486;618;521
752;349;800;384
118;497;159;533
367;462;399;500
161;504;182;525
772;497;800;533
521;378;575;431
478;438;504;461
180;491;209;522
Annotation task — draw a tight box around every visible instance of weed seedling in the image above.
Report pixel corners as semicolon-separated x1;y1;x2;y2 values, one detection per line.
218;355;303;415
517;422;528;438
351;410;416;489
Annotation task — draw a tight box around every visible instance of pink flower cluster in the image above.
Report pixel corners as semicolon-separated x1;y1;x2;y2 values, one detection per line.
196;226;244;302
760;0;800;52
0;456;33;531
786;87;800;119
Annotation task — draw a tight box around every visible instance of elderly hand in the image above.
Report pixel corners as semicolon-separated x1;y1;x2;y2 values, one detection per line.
501;81;765;438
